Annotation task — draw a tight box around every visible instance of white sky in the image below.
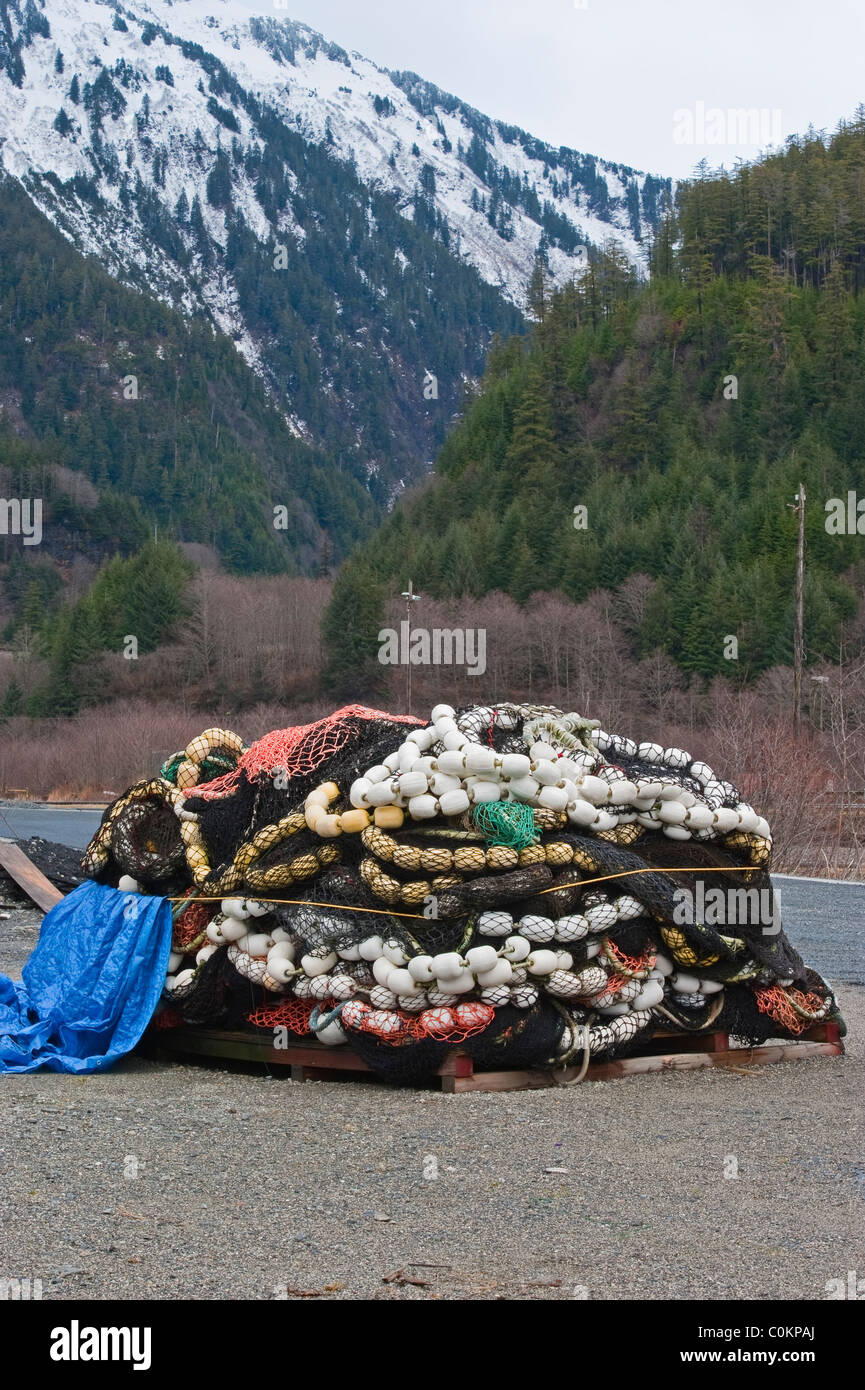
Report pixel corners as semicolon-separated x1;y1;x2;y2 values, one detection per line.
223;0;865;178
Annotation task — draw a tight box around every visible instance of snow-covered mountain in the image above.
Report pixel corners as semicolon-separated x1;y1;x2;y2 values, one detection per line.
0;0;671;496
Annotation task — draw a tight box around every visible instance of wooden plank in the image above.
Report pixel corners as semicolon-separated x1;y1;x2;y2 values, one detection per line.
145;1027;376;1072
801;1021;841;1044
141;1022;843;1092
646;1029;729;1054
449;1039;843;1092
0;840;64;912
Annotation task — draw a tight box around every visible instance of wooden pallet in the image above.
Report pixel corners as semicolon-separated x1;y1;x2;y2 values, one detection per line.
140;1021;844;1093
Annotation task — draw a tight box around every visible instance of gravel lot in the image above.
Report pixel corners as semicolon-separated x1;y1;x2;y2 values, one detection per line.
0;904;862;1301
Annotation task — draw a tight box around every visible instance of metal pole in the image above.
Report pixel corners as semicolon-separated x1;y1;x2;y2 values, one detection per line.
400;581;421;717
792;483;806;731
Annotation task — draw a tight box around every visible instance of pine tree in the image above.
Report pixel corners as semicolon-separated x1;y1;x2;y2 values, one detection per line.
0;678;23;720
321;563;387;699
527;251;548;323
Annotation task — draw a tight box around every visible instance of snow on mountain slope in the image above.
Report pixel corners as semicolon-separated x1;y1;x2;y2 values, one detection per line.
131;0;662;299
0;0;670;491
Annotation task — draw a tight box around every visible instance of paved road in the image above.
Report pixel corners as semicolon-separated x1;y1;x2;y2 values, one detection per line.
0;804;103;851
771;875;865;984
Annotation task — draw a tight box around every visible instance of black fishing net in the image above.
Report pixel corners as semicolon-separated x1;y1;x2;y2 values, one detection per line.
463;1001;567;1069
109;795;186;882
82;701;841;1080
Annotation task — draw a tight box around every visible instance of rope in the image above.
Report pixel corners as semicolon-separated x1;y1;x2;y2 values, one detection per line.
547;1002;594;1082
164;864;770;917
309;1002;346;1034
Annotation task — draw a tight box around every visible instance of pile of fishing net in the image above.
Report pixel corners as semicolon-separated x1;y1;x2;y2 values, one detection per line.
80;702;842;1082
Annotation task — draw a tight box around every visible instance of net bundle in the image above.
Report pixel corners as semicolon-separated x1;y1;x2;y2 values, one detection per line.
80;700;842;1083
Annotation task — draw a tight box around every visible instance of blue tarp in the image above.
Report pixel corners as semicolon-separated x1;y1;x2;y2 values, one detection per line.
0;880;172;1073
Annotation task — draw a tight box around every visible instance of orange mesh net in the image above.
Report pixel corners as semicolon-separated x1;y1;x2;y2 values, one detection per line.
246;999;316;1034
591;945;657;1000
172;897;215;950
605;942;656;977
193;705;423;800
754;985;828;1035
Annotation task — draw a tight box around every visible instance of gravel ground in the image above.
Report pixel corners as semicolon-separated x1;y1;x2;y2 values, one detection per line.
0;906;862;1302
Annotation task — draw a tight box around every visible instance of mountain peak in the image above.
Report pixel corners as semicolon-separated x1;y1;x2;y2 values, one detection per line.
0;0;670;502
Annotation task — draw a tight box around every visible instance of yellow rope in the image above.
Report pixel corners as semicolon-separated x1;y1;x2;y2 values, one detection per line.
536;864;762;895
166;864;764;920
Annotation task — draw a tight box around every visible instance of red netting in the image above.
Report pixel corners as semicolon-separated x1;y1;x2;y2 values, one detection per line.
246;998;316;1034
344;1001;496;1045
606;942;657;975
192;705;423;800
414;1003;495;1042
590;945;657;1000
151;1006;185;1029
754;985;828;1036
172;897;215;950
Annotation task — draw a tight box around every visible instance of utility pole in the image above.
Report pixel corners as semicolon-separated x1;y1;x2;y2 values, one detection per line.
400;581;421;716
788;483;806;731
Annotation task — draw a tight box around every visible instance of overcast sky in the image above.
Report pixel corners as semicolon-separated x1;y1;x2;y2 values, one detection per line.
228;0;865;178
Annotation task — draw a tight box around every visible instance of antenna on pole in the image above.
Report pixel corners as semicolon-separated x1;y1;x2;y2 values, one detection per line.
787;483;806;731
400;580;421;716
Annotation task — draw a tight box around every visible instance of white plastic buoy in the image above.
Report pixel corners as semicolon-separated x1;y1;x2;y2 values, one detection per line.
525;949;559;976
517;915;556;942
358;935;384;961
315;1016;347;1046
554;914;589;942
510;984;539;1009
369;985;397;1009
632;980;664;1011
432;952;466;980
387;967;423;996
372;956;395;987
465;945;499;973
477;911;513;937
474;959;513;989
435;971;474;994
267;956;296;986
403;954;434;984
302;949;337;977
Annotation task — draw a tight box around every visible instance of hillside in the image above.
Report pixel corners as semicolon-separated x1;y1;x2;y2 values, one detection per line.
326;121;865;687
0;172;377;583
0;0;669;505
